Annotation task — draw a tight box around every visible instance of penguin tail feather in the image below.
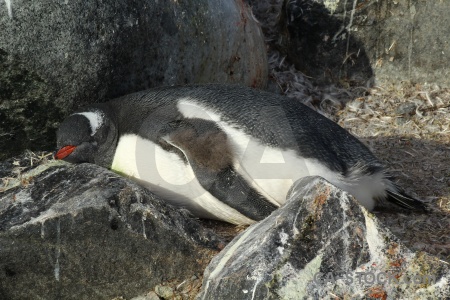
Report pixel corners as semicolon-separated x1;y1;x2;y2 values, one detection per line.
386;187;427;212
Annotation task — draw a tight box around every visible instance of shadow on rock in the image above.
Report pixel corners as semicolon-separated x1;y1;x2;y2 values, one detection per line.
250;0;374;87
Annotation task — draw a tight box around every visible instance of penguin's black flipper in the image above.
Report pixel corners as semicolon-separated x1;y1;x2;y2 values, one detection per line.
191;165;278;221
164;118;278;221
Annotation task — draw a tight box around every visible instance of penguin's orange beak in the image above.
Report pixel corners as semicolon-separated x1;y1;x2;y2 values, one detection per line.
55;145;76;160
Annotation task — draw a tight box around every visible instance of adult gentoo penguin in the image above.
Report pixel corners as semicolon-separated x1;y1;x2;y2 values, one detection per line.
55;84;425;224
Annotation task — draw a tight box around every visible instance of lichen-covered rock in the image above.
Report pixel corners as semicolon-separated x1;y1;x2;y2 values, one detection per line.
0;154;223;300
0;0;267;160
198;176;449;299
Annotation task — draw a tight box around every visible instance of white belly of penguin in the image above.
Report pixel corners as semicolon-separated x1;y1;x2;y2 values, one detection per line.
111;134;254;225
177;99;384;210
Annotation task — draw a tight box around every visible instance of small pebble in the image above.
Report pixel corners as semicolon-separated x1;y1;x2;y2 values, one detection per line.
395;102;417;116
395;117;407;125
154;285;174;299
145;291;161;300
130;291;160;300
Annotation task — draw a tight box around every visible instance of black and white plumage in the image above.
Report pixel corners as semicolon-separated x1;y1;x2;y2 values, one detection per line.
55;84;425;224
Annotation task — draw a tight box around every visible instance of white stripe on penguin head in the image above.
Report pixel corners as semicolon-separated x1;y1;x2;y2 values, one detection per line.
74;111;104;136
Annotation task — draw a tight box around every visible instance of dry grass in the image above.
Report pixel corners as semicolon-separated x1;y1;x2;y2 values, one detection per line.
0;150;53;192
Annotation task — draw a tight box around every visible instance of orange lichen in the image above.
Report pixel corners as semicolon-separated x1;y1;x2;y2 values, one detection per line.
368;287;387;300
389;258;405;267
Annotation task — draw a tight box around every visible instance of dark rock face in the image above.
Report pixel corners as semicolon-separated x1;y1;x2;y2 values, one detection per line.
0;0;267;160
342;0;450;86
251;0;450;88
198;176;450;299
249;0;374;87
283;0;374;87
0;154;223;300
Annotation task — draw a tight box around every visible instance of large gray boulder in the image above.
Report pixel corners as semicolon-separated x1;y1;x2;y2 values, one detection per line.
198;176;449;299
0;0;267;160
0;153;224;299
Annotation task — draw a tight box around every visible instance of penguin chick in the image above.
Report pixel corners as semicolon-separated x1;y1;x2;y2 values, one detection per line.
166;119;234;172
163;118;278;221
